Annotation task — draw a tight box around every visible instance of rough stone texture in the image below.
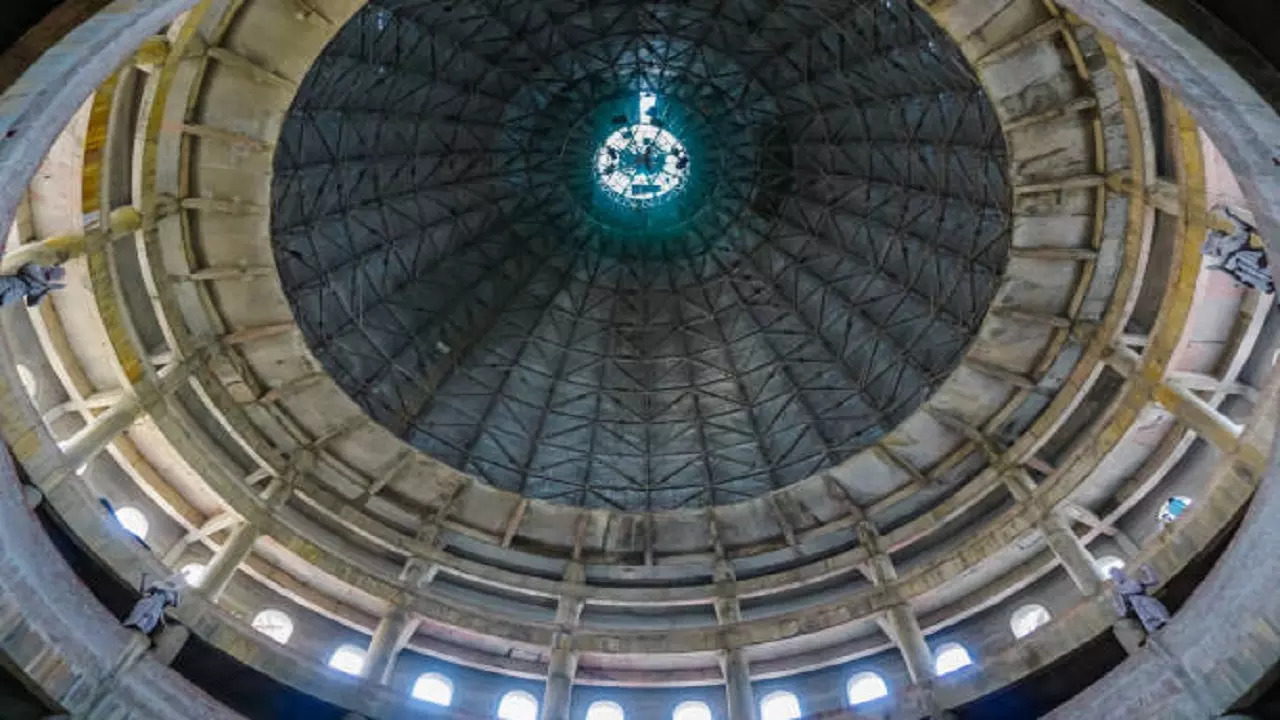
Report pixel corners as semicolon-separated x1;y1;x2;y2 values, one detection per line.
0;0;1277;718
0;0;196;262
0;448;243;719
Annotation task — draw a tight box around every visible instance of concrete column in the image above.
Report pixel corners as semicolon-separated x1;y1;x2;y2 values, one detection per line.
1040;511;1101;596
882;602;936;683
541;564;585;720
721;647;758;720
60;395;145;470
541;641;578;720
150;624;190;665
58;360;198;477
1107;344;1244;455
362;606;420;685
199;521;260;601
1154;380;1244;452
0;206;142;273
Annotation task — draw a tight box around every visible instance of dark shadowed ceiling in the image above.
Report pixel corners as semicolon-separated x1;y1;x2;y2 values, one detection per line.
271;0;1010;511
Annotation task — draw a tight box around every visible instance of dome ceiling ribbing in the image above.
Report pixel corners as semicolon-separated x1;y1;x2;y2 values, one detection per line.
271;0;1010;511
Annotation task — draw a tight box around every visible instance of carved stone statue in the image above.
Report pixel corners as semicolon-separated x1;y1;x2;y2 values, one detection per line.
1203;206;1275;295
123;575;181;635
1109;564;1170;633
0;263;66;307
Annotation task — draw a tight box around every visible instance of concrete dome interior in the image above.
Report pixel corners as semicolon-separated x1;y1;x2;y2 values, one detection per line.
0;0;1279;719
271;0;1009;510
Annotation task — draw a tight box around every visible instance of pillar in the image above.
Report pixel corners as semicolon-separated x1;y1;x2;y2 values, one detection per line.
1154;380;1244;451
1040;511;1101;596
710;559;758;720
541;564;585;720
362;606;420;685
150;624;190;665
0;206;141;274
541;640;578;720
58;360;197;478
60;395;145;471
881;602;936;683
721;647;758;720
1107;344;1244;455
199;521;260;601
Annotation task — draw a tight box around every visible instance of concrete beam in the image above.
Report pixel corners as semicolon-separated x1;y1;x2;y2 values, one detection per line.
179;124;272;153
199;520;261;601
0;206;141;273
1040;510;1102;596
57;359;196;474
361;606;420;685
205;47;295;88
132;35;170;69
1105;344;1246;454
541;562;585;720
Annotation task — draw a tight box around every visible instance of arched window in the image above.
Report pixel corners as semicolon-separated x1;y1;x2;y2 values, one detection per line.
114;506;149;539
251;609;294;644
1010;604;1052;638
179;563;206;587
496;690;539;720
16;363;37;397
1094;555;1126;579
672;700;713;720
585;700;625;720
759;690;802;720
934;643;973;675
328;644;365;676
1158;496;1193;523
411;673;453;706
846;671;889;705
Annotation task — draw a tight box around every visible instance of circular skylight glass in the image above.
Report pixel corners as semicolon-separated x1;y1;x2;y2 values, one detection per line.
595;125;689;202
594;94;689;204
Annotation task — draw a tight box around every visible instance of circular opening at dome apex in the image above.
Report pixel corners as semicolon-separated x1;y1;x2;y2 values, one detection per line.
594;93;689;204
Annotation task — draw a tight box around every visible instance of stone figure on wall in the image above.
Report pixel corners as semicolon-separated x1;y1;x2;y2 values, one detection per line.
1109;564;1170;633
123;575;181;635
0;263;66;307
1202;205;1275;295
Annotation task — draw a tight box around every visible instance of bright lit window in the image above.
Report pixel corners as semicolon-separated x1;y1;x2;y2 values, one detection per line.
1010;604;1052;639
585;700;626;720
672;700;713;720
328;644;365;676
179;563;206;587
1158;495;1193;523
16;363;37;397
759;690;802;720
114;506;149;540
846;671;889;705
251;609;294;644
934;643;973;675
497;690;539;720
411;673;453;706
594;93;689;203
1094;555;1126;579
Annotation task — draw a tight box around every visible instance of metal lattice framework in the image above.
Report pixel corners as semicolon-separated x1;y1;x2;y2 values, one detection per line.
272;0;1010;511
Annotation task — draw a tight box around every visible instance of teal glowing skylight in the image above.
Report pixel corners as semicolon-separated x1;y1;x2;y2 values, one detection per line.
594;92;690;203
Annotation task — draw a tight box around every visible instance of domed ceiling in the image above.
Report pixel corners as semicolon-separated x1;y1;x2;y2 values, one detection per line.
271;0;1010;511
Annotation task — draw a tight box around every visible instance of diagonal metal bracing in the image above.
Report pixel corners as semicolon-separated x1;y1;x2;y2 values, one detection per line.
273;0;1010;510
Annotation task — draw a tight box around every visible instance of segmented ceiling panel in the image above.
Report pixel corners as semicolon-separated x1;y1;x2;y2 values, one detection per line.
272;0;1010;510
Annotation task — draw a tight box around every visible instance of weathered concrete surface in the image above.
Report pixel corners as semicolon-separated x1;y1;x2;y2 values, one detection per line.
0;447;243;719
0;0;197;262
1058;0;1280;265
0;0;1276;717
